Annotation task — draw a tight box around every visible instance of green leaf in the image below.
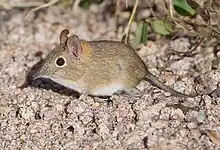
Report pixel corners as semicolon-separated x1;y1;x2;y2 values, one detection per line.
79;0;90;10
131;22;148;49
151;19;172;36
173;0;196;16
141;22;148;45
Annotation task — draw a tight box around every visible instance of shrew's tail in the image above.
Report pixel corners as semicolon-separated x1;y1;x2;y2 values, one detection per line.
144;69;197;98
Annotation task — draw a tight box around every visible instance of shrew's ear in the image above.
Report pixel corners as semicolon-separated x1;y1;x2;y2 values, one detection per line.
60;29;69;43
66;35;82;57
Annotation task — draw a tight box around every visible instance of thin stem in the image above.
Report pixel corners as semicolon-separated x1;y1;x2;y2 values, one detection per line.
121;0;139;44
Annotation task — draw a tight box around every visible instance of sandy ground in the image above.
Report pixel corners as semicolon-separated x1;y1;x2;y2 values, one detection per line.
0;1;220;150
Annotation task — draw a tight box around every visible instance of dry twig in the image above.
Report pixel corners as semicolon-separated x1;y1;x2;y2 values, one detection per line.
0;0;44;10
25;0;60;20
121;0;139;44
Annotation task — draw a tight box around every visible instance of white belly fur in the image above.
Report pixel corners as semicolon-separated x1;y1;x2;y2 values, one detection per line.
91;82;126;96
50;77;84;93
49;77;126;96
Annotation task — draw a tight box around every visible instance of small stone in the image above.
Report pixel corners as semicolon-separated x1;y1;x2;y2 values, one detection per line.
187;122;198;129
171;109;185;120
55;104;64;111
0;105;11;116
196;110;206;123
20;107;35;120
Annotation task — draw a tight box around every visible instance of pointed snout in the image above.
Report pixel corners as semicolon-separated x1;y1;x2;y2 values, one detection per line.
31;69;41;80
31;66;47;80
31;66;51;80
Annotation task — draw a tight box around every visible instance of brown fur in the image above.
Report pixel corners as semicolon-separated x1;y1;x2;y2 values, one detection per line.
32;29;196;97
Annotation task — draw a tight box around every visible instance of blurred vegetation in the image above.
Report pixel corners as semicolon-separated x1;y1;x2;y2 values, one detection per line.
0;0;220;49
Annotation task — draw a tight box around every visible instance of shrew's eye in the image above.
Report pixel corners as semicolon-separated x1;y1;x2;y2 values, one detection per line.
55;57;66;67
